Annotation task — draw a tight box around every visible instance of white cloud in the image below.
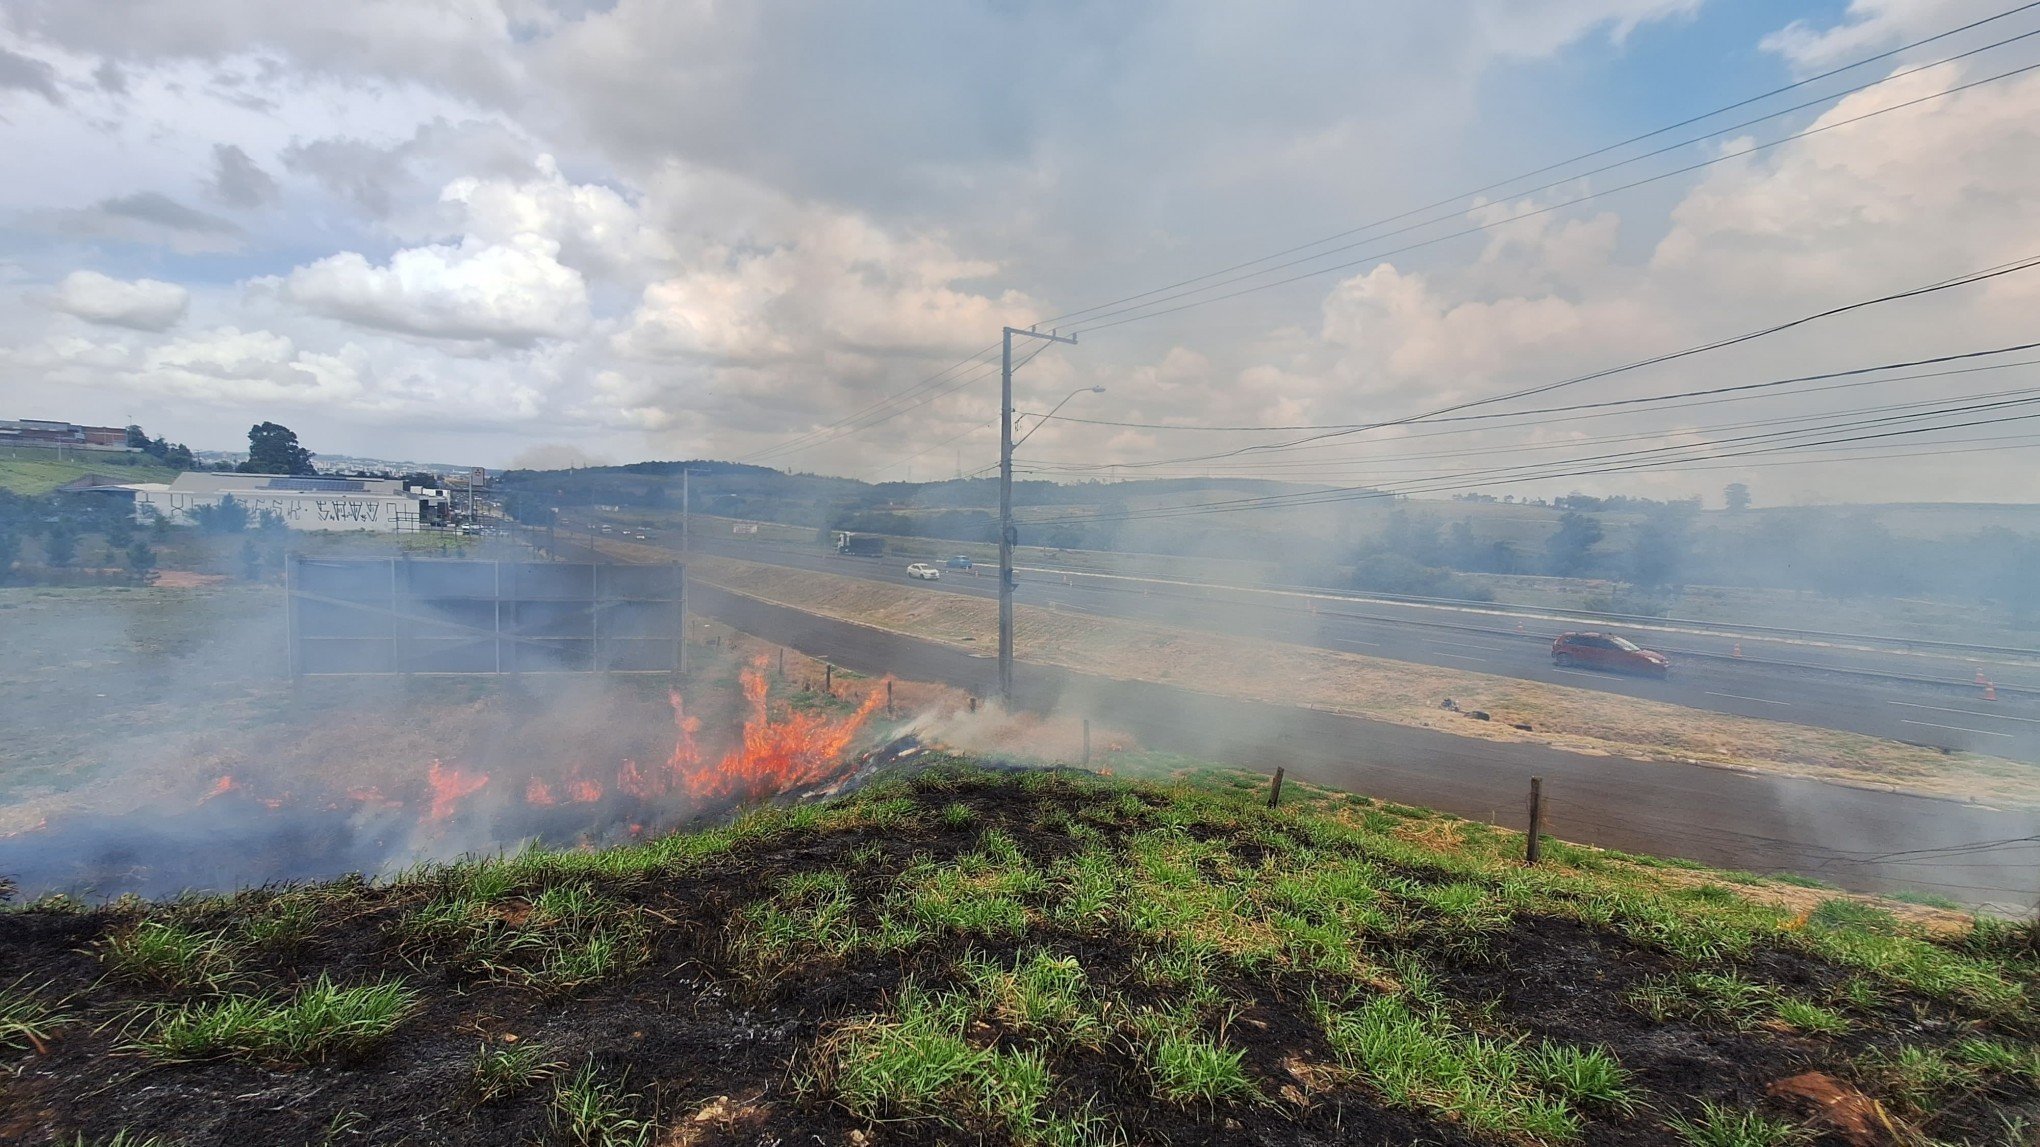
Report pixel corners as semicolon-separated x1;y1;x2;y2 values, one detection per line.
279;233;591;345
48;270;190;331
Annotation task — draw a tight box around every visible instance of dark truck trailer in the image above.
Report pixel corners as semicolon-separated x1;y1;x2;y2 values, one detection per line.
833;532;885;557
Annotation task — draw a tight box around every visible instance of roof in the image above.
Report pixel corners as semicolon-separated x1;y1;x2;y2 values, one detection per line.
166;472;409;496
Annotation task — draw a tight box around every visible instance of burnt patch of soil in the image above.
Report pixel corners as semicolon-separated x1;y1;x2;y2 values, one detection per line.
1;767;2034;1146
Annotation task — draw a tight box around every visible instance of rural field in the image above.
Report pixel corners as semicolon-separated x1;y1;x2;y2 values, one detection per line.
3;764;2035;1145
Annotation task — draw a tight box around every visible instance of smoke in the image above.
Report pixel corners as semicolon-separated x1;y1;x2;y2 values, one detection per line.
0;573;892;902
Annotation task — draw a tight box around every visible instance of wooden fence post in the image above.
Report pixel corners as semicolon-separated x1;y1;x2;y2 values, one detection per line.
1268;767;1286;809
1525;777;1544;865
824;663;833;694
1082;719;1091;767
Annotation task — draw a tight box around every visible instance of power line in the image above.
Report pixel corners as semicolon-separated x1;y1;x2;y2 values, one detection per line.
1017;341;2040;437
1028;1;2040;331
1029;403;2040;527
1062;58;2040;338
1053;257;2040;481
1017;382;2040;480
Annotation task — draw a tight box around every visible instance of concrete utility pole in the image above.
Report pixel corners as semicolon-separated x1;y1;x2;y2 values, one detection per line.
999;325;1077;704
681;467;690;553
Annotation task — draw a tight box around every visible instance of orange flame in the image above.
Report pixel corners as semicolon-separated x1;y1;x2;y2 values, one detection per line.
425;759;490;822
525;778;557;807
617;758;657;800
682;662;884;802
199;775;237;803
566;774;603;804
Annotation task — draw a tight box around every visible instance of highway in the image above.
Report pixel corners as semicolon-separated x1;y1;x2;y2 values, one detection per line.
691;583;2040;909
634;528;2040;763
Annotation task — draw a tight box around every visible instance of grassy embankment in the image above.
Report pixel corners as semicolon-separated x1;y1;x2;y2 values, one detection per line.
3;762;2035;1146
640;548;2040;807
0;455;180;495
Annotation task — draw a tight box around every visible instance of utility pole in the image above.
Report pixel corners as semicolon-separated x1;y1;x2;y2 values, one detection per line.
999;325;1077;705
681;467;690;553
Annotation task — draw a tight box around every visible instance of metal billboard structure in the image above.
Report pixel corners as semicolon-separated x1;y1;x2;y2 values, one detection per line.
286;557;684;677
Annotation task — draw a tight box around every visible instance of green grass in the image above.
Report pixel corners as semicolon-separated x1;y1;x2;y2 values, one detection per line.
394;879;652;997
959;951;1107;1050
101;920;238;993
827;983;1080;1142
1140;1027;1259;1106
0;978;68;1054
474;1041;565;1101
0;456;178;495
136;975;419;1064
552;1062;655;1147
1665;1101;1804;1146
1317;994;1589;1140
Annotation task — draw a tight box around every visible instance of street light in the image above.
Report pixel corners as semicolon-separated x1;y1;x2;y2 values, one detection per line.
1012;385;1106;451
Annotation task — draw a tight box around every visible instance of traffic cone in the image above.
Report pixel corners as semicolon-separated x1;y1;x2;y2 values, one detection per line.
1984;679;1998;702
1516;620;1525;633
1733;642;1742;658
1976;668;1988;686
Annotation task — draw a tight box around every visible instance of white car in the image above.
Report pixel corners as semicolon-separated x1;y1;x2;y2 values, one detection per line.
906;563;942;581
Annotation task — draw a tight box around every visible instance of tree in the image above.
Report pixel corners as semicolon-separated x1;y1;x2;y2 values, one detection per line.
1543;511;1604;577
189;494;250;534
240;422;316;475
44;524;77;568
125;539;156;580
1627;514;1690;591
1724;483;1751;513
125;423;198;470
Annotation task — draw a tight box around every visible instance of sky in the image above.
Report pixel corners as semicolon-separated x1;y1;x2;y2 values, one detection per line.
2;0;2038;505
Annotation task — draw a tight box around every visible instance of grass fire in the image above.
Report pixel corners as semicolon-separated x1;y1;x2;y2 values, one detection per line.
0;658;890;903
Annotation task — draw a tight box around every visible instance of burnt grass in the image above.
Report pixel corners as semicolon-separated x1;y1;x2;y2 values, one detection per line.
2;763;2036;1147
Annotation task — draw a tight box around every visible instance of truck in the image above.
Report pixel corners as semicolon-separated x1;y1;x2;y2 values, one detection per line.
832;531;886;557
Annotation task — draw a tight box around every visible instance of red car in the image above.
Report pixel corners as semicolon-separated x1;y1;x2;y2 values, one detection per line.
1551;632;1669;678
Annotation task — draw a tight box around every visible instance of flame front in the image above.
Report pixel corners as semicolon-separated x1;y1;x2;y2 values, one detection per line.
425;759;489;822
682;663;884;802
172;664;881;836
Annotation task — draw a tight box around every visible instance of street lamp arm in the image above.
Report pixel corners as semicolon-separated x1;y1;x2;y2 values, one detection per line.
1012;386;1106;452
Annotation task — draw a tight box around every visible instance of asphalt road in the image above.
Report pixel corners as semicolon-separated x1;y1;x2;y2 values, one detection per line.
691;583;2040;909
640;529;2040;763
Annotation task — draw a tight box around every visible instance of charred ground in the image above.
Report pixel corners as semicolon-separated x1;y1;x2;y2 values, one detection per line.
2;765;2036;1147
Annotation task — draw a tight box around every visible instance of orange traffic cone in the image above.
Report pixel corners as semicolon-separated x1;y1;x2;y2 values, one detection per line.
1984;680;1998;702
1976;668;1989;686
1515;620;1525;633
1732;642;1742;658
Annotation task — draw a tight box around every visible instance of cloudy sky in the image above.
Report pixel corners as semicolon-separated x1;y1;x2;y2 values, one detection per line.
2;0;2037;503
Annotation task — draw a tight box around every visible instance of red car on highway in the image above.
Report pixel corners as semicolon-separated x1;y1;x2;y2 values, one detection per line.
1551;632;1669;678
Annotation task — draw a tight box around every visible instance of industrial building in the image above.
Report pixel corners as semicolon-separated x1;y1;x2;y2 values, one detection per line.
126;472;451;533
1;419;131;449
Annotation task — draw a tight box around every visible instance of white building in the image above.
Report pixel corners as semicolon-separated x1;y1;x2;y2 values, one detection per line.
129;472;450;533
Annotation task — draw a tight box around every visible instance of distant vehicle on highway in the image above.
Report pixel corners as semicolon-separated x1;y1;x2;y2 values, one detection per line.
906;563;942;581
832;531;885;557
1551;632;1669;678
945;555;974;570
